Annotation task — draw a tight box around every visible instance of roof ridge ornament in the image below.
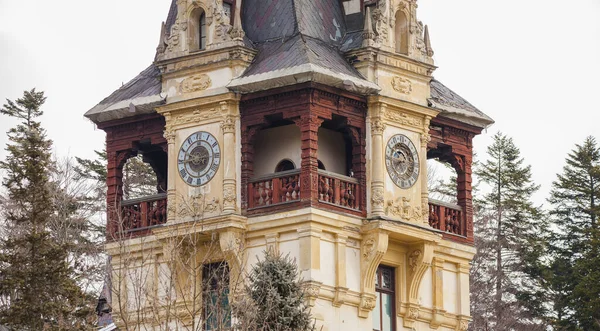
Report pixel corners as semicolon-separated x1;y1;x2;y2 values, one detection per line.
424;24;434;57
362;7;376;48
229;0;245;41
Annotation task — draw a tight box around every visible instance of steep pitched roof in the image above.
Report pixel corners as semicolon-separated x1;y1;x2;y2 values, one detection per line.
230;0;379;94
84;65;164;123
429;79;494;129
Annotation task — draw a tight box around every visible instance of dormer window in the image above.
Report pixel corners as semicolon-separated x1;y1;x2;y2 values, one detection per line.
189;7;206;51
223;0;235;25
395;11;409;54
200;12;207;50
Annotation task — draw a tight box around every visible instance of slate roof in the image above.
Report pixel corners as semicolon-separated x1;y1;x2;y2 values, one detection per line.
84;64;164;123
429;79;494;128
229;0;379;94
85;0;492;128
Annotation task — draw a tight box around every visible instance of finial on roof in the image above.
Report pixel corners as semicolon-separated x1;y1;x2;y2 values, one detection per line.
362;7;376;47
156;21;168;56
424;25;434;57
230;2;245;41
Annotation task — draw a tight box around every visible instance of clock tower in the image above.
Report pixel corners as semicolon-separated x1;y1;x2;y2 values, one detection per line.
85;1;493;330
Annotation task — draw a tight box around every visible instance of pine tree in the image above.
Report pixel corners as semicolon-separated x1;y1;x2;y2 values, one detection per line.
547;136;600;330
0;90;94;329
235;249;314;331
470;132;547;330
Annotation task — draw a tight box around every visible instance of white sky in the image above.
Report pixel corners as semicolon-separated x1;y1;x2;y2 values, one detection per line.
0;0;599;207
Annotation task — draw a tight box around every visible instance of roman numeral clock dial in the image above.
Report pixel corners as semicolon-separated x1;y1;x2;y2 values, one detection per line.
177;131;221;186
385;134;420;189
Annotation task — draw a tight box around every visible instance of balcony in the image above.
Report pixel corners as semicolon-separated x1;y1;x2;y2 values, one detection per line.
247;169;364;216
119;193;168;235
248;169;301;210
317;170;360;211
428;199;466;238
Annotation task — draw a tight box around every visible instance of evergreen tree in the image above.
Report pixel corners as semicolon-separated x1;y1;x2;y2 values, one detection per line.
470;132;547;330
547;136;600;330
236;249;314;331
0;90;94;329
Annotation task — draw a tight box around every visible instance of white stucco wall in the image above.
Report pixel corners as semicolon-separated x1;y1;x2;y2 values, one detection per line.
317;128;347;175
443;263;458;314
253;125;301;176
419;267;433;308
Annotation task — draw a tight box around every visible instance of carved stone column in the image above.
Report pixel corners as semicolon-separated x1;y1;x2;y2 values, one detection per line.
420;116;431;225
221;107;238;214
294;114;323;206
164;113;177;223
370;113;386;216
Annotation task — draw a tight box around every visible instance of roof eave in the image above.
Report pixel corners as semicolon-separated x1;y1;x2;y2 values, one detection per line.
228;63;381;95
84;94;166;124
428;98;495;130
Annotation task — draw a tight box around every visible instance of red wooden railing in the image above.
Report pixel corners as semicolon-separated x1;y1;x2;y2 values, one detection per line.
248;170;301;209
318;170;360;211
428;199;464;236
120;194;168;233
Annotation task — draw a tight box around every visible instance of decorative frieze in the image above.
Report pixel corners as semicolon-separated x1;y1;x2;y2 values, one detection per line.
386;197;423;222
391;76;412;94
179;74;212;93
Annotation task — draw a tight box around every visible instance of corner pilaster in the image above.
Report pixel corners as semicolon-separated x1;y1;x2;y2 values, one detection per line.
359;229;389;318
369;101;386;217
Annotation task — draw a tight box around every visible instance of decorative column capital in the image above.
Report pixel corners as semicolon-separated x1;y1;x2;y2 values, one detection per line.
221;115;236;134
371;119;386;135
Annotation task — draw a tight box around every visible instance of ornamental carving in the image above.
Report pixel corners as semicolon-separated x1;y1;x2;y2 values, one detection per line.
178;194;220;218
172;108;220;127
362;236;376;260
221;115;236;133
212;0;232;43
391;76;412;94
223;187;236;209
371;120;386;135
371;187;385;209
180;74;212;93
459;320;469;331
163;129;176;144
360;296;376;310
408;249;422;273
372;0;389;44
386;197;423;222
408;307;419;320
385;109;422;129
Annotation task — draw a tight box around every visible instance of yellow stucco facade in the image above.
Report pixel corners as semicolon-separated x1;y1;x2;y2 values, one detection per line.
89;1;493;330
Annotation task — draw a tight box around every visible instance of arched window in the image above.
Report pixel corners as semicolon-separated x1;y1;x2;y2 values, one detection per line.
395;11;408;54
275;159;296;172
199;11;206;50
318;160;326;171
189;7;206;51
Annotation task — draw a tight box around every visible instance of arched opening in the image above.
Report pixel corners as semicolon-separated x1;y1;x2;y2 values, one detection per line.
189;7;207;51
275;159;296;172
317;160;326;171
395;10;409;54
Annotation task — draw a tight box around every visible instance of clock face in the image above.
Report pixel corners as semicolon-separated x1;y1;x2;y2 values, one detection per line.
385;134;420;189
178;131;221;186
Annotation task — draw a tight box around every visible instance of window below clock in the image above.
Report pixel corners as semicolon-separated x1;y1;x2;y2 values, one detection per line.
373;265;395;331
202;262;231;331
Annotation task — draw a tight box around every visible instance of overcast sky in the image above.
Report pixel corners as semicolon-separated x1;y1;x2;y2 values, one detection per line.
0;0;599;206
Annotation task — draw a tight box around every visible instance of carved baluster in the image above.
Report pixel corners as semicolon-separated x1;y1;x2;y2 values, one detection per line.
439;205;446;232
272;177;281;204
